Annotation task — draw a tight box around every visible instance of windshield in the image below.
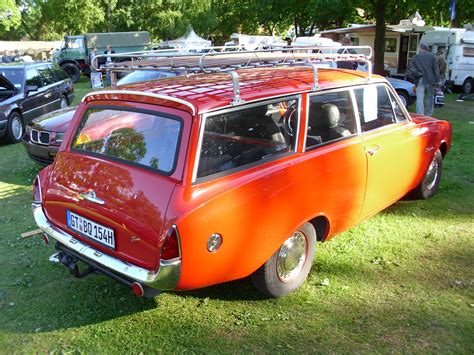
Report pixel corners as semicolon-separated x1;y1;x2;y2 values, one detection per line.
72;107;182;174
0;68;23;90
117;70;178;86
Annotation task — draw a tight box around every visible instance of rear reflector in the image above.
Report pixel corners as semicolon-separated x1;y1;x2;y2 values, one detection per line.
132;282;144;297
161;226;180;260
33;175;42;203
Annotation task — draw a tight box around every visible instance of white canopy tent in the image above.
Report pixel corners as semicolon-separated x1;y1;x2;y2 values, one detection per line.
160;28;211;49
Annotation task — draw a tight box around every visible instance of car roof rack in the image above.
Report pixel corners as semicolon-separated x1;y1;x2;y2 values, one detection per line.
91;45;373;106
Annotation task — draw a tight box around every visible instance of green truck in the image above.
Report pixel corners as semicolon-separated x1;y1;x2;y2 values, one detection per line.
52;31;151;82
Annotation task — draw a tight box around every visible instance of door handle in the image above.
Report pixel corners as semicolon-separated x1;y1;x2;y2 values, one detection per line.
366;144;382;156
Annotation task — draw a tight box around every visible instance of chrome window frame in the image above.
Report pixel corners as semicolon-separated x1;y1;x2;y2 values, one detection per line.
192;95;302;184
303;86;360;153
351;82;412;134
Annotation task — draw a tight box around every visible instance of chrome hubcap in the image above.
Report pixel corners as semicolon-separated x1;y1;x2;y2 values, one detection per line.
425;156;439;190
11;117;23;140
276;231;307;283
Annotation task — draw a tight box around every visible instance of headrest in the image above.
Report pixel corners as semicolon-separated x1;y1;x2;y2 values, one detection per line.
318;103;340;128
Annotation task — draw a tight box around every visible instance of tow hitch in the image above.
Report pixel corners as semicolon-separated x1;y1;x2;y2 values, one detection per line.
49;251;95;278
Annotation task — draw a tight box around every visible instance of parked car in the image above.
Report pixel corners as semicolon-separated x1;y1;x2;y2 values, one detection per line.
22;106;76;165
22;70;181;165
386;77;417;108
0;62;74;144
31;61;451;298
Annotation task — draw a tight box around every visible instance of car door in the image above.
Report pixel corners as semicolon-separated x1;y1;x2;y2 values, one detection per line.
355;84;424;219
36;64;60;113
21;67;47;123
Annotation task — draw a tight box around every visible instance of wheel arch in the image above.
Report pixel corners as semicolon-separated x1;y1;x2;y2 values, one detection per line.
307;215;330;242
439;141;448;157
58;59;81;68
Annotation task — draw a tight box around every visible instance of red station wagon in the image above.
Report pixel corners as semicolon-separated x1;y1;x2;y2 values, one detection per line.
32;48;452;297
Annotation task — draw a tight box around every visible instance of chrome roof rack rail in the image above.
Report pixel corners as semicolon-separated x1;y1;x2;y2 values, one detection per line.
91;45;373;107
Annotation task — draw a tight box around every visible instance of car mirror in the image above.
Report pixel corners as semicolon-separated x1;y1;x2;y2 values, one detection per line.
25;85;38;94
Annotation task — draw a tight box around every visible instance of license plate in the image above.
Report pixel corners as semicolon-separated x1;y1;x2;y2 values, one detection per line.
66;210;115;249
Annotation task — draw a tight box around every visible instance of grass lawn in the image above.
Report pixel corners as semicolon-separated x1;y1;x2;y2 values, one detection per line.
0;80;473;353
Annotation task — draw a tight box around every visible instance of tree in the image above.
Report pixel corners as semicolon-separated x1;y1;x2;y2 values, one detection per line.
0;0;21;35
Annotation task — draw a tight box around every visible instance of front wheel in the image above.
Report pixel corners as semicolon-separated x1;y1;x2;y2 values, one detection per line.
61;63;81;83
396;90;409;108
412;149;443;199
251;223;316;297
4;111;24;144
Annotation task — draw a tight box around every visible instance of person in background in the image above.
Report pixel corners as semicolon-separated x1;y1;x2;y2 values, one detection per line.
2;50;12;63
411;43;440;116
89;47;97;65
104;45;115;64
337;36;357;70
104;45;115;86
12;50;21;62
437;49;447;87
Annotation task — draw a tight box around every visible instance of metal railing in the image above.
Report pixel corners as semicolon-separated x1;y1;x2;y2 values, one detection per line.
91;45;373;106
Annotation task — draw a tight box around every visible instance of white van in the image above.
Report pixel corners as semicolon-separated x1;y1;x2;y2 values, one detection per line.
420;28;474;93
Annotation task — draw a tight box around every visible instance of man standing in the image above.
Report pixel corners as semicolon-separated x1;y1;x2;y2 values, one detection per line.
2;50;12;63
411;43;440;116
104;45;115;64
437;49;447;87
104;45;115;86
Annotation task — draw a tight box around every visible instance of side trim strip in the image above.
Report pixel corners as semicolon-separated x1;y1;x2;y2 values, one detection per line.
81;90;196;115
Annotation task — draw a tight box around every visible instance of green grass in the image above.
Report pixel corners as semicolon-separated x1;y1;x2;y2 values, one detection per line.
0;87;473;353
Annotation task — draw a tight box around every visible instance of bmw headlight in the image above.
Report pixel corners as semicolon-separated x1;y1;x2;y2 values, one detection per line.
55;132;65;143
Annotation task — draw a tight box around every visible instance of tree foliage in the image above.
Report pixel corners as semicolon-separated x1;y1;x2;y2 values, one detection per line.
0;0;21;35
2;0;473;43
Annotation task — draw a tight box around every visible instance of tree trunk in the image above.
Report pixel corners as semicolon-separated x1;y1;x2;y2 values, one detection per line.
373;0;387;75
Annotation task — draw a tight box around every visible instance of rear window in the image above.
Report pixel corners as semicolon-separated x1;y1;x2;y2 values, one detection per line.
1;68;23;89
72;107;182;174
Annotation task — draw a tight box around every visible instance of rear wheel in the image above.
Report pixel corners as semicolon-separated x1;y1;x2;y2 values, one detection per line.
462;78;472;94
5;111;24;144
251;223;316;297
61;63;81;83
412;150;443;199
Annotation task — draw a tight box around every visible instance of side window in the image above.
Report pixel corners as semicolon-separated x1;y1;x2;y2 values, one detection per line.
387;88;408;122
306;90;357;149
51;64;68;81
37;65;55;86
355;85;396;132
197;98;299;179
25;68;42;87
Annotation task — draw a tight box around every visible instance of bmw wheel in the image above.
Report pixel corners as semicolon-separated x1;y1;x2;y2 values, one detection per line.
5;111;24;144
60;95;68;109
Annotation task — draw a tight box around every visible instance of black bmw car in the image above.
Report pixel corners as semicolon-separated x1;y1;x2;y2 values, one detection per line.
0;62;74;144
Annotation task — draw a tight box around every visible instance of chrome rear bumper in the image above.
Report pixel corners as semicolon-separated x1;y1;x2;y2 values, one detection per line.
32;203;181;290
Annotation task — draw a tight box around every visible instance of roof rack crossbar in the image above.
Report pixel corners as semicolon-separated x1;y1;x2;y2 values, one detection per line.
90;45;372;107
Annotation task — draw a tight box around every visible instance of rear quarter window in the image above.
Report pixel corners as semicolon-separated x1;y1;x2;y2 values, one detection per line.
71;107;182;174
196;98;299;180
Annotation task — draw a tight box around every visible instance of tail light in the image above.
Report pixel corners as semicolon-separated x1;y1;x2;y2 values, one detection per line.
161;225;181;260
33;175;42;203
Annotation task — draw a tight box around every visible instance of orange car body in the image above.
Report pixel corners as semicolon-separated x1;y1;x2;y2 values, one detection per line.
33;67;452;294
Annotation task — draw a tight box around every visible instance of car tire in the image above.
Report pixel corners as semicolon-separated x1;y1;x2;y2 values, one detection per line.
396;90;409;108
61;63;81;83
251;223;316;297
412;149;443;199
5;111;24;144
462;78;472;94
60;95;68;109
